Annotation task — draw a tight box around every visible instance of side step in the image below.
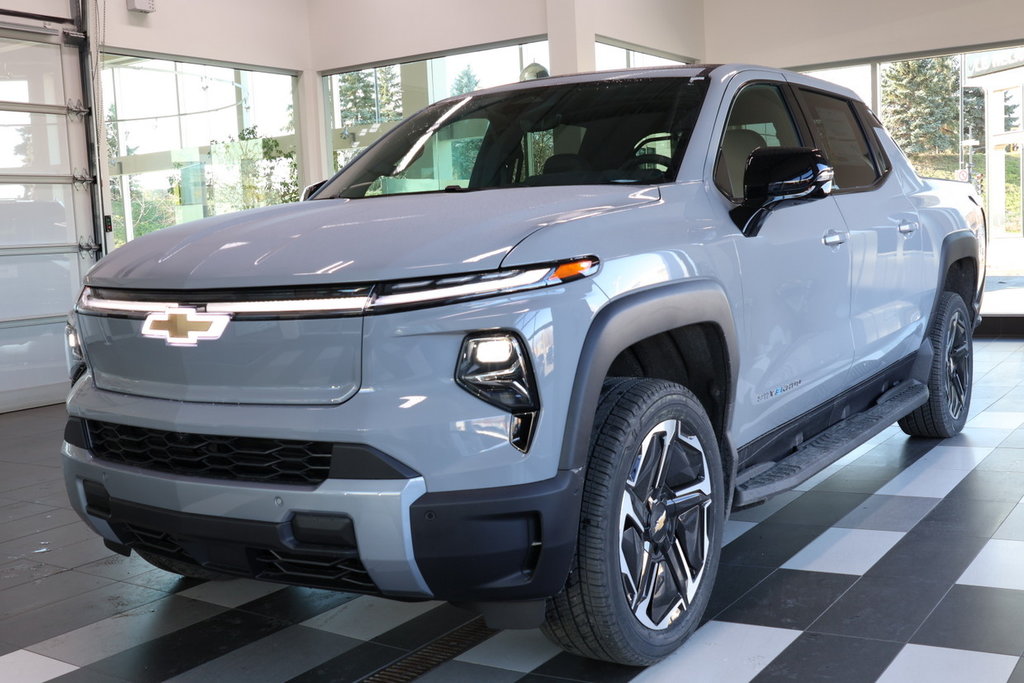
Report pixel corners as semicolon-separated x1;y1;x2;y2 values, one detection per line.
733;380;929;508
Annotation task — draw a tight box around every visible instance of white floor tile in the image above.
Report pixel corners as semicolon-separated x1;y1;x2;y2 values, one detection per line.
178;577;284;608
913;445;995;470
967;411;1024;430
957;539;1024;590
455;628;561;672
994;504;1024;541
877;644;1018;683
941;428;1014;448
0;650;77;682
781;527;904;575
875;465;972;499
633;621;800;683
723;520;757;545
301;595;440;640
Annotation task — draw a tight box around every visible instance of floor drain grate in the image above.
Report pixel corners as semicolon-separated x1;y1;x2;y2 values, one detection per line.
361;616;497;682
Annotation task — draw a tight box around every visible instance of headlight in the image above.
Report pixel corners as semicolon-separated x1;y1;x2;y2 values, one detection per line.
65;313;86;382
456;332;539;452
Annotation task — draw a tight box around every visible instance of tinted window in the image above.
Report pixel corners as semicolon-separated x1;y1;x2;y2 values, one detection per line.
321;78;707;199
715;83;802;201
800;90;880;189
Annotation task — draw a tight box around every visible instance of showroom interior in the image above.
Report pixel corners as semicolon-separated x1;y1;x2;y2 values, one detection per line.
1;0;1024;680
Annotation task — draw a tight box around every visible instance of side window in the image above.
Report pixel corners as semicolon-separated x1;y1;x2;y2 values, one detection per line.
714;83;802;201
799;90;880;190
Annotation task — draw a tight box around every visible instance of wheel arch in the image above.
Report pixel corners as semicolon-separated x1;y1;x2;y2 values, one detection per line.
559;279;740;495
934;230;981;326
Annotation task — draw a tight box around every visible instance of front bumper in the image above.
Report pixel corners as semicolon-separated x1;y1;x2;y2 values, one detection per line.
63;424;582;602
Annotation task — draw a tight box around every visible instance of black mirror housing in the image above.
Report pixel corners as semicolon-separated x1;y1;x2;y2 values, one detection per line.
301;180;327;201
742;147;834;209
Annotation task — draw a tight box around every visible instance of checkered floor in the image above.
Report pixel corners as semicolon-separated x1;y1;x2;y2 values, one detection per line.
1;337;1023;682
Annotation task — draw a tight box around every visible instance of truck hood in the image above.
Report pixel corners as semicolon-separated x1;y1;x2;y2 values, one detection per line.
85;186;660;289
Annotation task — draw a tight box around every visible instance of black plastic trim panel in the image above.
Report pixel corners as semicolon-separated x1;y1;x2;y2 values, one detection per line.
410;469;583;602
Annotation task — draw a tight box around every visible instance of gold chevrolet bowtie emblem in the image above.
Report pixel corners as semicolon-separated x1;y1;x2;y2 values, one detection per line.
141;307;230;346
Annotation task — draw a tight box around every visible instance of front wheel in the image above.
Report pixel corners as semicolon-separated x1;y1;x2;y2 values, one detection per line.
542;378;725;665
899;291;973;438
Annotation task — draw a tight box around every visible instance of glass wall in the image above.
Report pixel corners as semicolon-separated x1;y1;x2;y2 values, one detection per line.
101;55;299;248
324;41;549;171
594;42;689;70
806;46;1024;316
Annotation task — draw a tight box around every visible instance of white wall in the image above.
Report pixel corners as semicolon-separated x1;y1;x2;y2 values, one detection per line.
704;0;1024;68
306;0;548;72
592;0;703;62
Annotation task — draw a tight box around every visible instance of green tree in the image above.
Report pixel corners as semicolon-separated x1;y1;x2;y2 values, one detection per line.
882;57;963;154
451;65;480;96
376;65;403;122
336;69;378;125
207;125;299;213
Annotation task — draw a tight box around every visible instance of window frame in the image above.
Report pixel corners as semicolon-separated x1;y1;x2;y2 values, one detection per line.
713;80;812;203
793;86;890;194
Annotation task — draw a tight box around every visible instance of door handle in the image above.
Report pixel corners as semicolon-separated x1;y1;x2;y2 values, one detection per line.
822;229;847;247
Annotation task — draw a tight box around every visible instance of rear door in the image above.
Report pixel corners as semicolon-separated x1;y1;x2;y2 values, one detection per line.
0;10;100;412
793;85;925;385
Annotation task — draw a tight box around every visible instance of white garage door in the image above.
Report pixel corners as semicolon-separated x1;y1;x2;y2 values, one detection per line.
0;13;99;412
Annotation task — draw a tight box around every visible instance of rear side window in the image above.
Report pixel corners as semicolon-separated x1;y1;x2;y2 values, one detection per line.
714;83;803;201
799;90;880;190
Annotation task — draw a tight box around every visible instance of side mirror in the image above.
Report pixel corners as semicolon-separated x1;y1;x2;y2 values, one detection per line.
301;180;327;201
743;147;833;209
733;147;834;236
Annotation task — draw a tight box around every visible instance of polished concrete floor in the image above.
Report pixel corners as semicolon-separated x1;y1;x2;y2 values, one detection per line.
1;337;1023;682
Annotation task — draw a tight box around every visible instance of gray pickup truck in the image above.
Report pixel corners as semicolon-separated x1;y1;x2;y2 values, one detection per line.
63;64;985;665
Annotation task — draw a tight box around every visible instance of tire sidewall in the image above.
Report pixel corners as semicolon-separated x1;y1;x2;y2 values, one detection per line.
586;383;725;660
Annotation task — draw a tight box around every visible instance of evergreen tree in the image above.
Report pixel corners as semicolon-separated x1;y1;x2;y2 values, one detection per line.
376;65;403;122
336;69;378;125
881;57;961;154
451;65;480;96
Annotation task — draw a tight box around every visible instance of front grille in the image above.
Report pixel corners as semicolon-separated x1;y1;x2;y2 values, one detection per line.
87;420;332;485
253;548;376;591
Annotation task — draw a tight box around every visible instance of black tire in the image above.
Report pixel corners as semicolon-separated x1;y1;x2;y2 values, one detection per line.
542;378;725;666
136;550;228;581
899;291;973;438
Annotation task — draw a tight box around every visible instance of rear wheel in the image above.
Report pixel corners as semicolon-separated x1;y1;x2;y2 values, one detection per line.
899;291;973;438
542;378;724;665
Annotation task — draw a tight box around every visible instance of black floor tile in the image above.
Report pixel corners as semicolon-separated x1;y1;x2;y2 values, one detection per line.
2;580;170;649
88;608;291;682
719;522;827;568
978;447;1024;471
372;603;477;650
853;437;939;469
49;668;133;683
948;469;1024;502
767;491;873;527
0;507;81;543
235;585;358;624
0;499;58;523
0;568;112;620
529;652;642;682
286;641;408;682
703;562;774;621
912;584;1024;656
716;569;857;630
808;575;952;642
0;557;66;591
865;527;989;582
751;632;902;682
913;496;1016;537
1001;429;1024;449
416;660;524;683
810;465;904;494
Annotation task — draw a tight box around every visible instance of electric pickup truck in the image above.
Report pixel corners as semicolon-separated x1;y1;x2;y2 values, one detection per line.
62;64;985;665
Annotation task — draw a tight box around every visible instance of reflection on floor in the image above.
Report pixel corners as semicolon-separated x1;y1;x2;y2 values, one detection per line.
0;338;1023;682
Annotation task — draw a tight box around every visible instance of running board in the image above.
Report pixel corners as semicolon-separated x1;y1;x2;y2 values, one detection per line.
733;380;929;508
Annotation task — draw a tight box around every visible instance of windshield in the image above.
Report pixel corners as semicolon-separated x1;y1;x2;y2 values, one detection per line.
318;77;707;199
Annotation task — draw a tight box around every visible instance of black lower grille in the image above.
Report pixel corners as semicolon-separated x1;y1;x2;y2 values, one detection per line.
86;420;332;485
253;548;376;591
